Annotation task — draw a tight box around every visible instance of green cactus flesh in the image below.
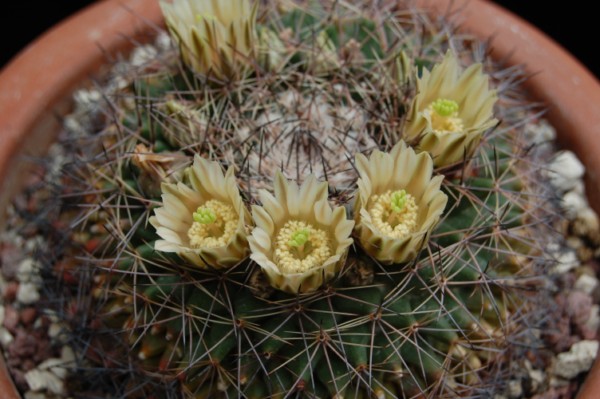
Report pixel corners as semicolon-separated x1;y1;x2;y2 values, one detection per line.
46;1;560;398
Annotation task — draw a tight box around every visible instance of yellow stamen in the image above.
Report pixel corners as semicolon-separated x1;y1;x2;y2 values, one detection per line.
274;220;332;273
369;190;418;239
188;199;238;249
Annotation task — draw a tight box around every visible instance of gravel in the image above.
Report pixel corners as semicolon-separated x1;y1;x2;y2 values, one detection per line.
553;340;599;380
545;151;586;193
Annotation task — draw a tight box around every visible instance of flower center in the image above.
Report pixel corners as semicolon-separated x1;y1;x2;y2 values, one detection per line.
188;199;238;249
426;98;464;134
368;190;419;239
273;220;333;274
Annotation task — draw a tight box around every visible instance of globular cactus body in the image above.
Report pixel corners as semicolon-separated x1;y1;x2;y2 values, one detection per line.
45;0;560;397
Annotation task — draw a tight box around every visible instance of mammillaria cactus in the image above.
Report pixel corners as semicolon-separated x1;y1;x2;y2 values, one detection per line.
21;0;564;397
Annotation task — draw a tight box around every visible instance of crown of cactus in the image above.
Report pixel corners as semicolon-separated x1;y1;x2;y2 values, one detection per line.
43;1;561;398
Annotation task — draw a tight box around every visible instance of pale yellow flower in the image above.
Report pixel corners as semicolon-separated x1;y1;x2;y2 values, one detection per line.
150;155;250;269
248;172;354;293
160;0;258;79
354;141;447;264
403;51;498;167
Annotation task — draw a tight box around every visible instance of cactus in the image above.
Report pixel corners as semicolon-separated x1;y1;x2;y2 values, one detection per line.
38;0;561;397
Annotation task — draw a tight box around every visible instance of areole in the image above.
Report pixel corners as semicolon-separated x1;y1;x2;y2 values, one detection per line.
0;0;598;397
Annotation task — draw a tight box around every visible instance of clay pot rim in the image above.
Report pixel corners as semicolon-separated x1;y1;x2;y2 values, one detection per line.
0;1;164;397
0;0;599;398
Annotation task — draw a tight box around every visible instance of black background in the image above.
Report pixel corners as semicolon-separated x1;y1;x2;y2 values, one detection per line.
0;2;597;79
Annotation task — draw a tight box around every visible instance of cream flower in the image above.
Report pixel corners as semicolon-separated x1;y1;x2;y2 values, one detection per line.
160;0;258;79
403;51;498;167
354;141;448;264
150;155;250;269
248;172;354;293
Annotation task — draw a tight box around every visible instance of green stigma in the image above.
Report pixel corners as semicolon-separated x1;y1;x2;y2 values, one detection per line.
390;190;408;213
193;206;217;224
432;98;459;117
288;229;310;248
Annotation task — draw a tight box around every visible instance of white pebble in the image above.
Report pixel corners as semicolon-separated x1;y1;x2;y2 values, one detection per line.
155;31;172;51
562;191;588;220
61;346;76;364
17;282;40;305
579;208;600;232
585;305;600;334
0;327;14;346
63;116;84;135
16;258;36;283
48;323;64;340
550;375;570;387
38;358;69;379
528;368;544;393
575;274;599;295
109;76;130;92
0;273;6;297
553;340;599;379
507;379;522;398
70;90;104;124
549;249;579;274
73;89;101;109
545;151;585;192
33;318;43;329
24;392;47;399
24;369;65;395
24;236;44;253
523;120;556;145
130;44;158;67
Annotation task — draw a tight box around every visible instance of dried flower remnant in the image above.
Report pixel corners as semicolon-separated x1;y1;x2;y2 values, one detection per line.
131;144;187;196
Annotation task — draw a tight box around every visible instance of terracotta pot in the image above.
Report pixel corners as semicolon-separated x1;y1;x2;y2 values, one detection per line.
0;1;163;397
0;0;598;397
